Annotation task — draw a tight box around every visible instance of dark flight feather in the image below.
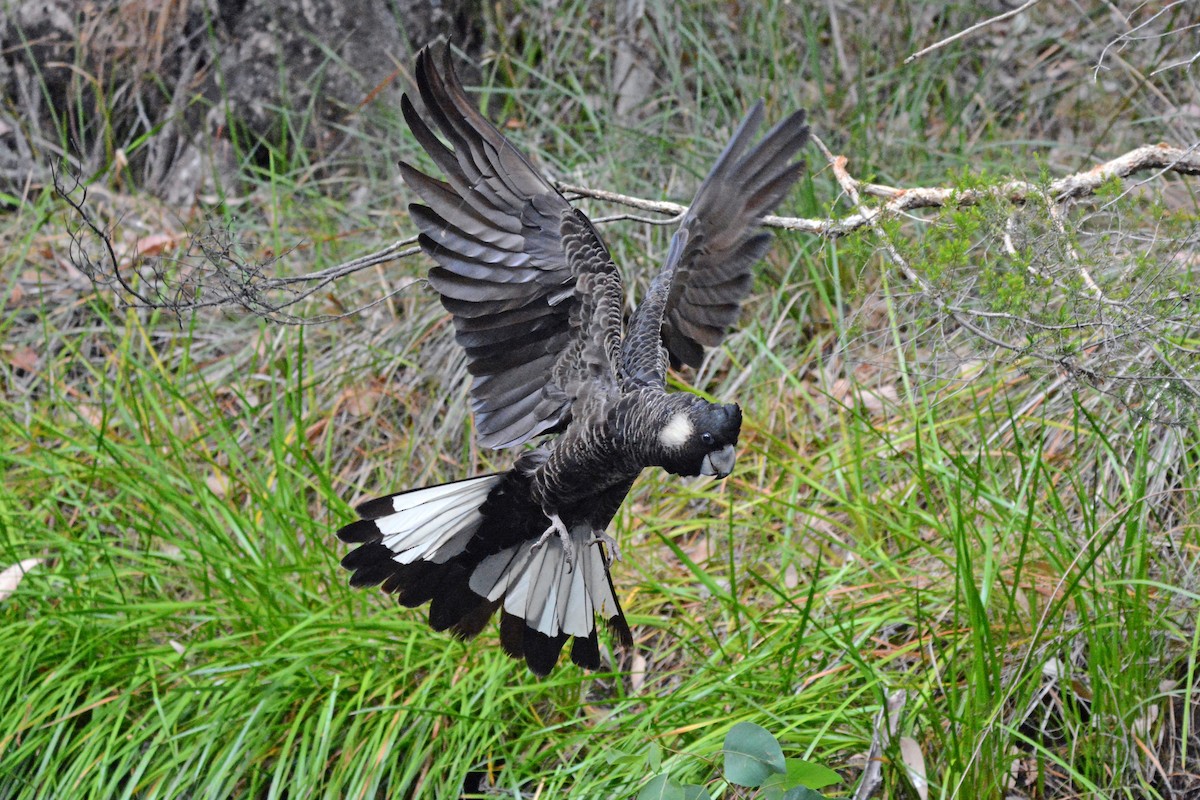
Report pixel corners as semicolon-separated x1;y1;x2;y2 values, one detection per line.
659;107;810;369
338;44;808;675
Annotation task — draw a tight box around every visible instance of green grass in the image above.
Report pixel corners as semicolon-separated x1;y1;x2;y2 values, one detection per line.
4;2;1200;798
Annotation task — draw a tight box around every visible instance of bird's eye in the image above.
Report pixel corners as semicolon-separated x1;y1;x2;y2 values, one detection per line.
701;432;715;446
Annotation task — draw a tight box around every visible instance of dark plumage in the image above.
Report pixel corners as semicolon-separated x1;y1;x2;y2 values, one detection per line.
338;44;809;675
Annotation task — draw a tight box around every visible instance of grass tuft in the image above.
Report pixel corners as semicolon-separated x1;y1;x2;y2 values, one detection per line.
4;2;1200;797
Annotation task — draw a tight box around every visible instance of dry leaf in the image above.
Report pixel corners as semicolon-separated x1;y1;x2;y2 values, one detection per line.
629;652;647;693
5;346;38;373
345;386;383;417
134;232;180;258
858;383;900;416
0;558;43;602
681;534;710;564
784;562;799;590
829;377;852;404
958;359;986;380
1131;702;1159;739
1041;657;1067;680
899;736;928;800
77;403;104;428
1008;752;1040;791
826;377;899;417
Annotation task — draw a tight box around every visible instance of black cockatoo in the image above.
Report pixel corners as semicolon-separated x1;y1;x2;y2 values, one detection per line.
339;45;809;675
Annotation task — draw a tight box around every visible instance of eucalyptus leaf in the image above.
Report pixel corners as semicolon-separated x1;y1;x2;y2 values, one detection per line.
647;741;663;772
723;722;786;787
603;748;643;767
636;774;684;800
783;757;842;789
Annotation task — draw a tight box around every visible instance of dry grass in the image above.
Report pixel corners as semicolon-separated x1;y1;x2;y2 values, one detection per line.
3;2;1200;798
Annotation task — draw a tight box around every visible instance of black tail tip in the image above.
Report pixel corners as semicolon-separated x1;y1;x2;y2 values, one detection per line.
337;518;382;544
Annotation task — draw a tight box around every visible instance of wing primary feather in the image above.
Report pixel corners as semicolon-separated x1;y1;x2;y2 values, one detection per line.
737;110;810;189
400;44;625;451
703;99;766;182
409;206;536;273
399;165;522;242
400;95;490;206
619;228;690;387
653;102;809;368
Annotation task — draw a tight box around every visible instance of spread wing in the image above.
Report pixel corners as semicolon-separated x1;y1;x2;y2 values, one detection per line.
653;103;811;370
399;46;624;449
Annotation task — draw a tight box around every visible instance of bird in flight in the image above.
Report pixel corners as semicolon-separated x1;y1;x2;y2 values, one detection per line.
338;44;809;676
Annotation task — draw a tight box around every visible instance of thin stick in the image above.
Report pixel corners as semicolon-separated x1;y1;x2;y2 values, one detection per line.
905;0;1043;64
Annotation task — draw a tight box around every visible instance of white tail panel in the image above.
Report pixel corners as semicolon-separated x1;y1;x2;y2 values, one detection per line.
469;524;618;638
373;475;500;565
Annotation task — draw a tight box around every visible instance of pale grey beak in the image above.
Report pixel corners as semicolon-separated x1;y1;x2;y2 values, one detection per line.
700;444;736;478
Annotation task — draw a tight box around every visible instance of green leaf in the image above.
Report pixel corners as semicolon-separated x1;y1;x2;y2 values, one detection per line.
603;748;643;767
637;774;684;800
783;757;842;789
723;722;786;787
764;768;839;799
680;784;714;800
647;741;663;772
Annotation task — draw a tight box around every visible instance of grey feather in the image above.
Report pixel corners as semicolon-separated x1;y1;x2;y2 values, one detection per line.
402;46;625;451
657;107;810;369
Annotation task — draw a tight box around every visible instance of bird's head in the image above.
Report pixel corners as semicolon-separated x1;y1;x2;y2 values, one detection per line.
654;398;742;478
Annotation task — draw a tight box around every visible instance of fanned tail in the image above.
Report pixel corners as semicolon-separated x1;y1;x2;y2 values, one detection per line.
337;470;631;675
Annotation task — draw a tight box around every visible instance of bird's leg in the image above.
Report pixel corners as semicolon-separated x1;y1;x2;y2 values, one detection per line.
531;512;575;572
588;529;622;566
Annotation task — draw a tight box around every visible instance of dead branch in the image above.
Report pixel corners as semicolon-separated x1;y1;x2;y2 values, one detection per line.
560;142;1200;236
59;142;1200;335
853;690;907;800
811;133;1057;365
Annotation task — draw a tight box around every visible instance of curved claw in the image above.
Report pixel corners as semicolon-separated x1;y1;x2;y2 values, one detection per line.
531;512;575;571
588;530;622;567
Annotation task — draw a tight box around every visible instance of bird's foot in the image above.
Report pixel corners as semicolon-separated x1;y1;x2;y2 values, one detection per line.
531;512;575;572
588;530;622;567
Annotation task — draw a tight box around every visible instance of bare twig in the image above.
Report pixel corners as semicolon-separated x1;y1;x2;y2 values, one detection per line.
54;161;147;306
1045;197;1106;302
854;690;908;800
905;0;1042;64
1097;0;1197;78
812;133;1055;362
54;159;423;323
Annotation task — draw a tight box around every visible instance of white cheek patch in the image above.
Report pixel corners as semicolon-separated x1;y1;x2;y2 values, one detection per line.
658;412;694;448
